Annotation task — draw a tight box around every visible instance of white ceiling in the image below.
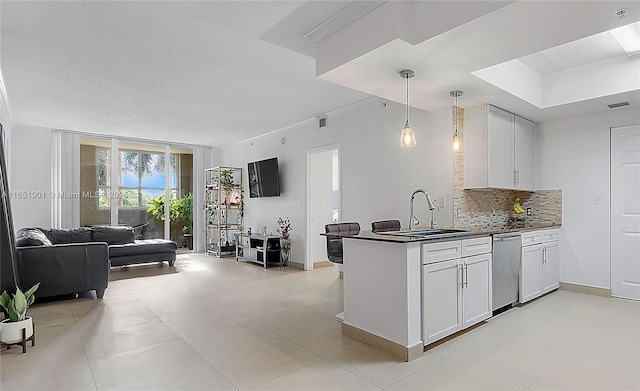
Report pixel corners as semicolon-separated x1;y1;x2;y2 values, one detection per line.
1;1;639;147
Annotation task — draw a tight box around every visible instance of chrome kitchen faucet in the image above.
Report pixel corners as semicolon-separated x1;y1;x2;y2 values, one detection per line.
409;189;437;230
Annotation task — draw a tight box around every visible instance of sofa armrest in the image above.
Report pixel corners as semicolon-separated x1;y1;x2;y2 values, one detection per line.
16;242;110;298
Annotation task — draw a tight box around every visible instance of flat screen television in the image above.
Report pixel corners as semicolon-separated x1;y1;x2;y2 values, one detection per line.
247;157;280;198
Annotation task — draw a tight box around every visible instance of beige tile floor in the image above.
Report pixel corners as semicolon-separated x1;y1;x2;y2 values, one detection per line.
1;253;638;390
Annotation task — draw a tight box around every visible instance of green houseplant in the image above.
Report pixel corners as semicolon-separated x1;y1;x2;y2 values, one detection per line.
147;193;194;249
220;170;234;192
0;283;40;344
176;193;193;249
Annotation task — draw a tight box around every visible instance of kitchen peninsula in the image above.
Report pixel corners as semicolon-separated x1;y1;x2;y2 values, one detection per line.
335;228;493;362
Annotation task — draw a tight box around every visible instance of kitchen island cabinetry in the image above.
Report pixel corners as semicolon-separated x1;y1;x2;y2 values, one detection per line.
520;228;560;303
464;104;535;191
422;237;492;345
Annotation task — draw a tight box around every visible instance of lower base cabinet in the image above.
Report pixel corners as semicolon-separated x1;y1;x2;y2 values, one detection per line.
520;228;560;304
422;237;492;345
423;259;461;344
462;253;492;329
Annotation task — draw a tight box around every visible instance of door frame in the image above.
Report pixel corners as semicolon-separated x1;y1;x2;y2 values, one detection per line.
610;124;640;300
305;143;341;271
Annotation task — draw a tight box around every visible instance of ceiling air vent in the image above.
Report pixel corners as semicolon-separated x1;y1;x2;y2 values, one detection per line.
607;101;630;109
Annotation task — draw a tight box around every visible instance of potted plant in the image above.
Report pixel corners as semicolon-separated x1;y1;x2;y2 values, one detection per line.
0;283;40;344
176;193;193;250
220;170;234;201
276;217;292;269
147;195;180;222
147;193;194;249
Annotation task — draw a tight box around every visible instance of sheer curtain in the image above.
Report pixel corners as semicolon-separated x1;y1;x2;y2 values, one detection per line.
51;130;80;228
192;146;211;252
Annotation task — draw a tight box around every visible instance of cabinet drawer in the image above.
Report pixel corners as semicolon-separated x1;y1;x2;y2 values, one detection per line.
423;240;461;264
462;237;492;257
521;231;542;246
541;228;559;243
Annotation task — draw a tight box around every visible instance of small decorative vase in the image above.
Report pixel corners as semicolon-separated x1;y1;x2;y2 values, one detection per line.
0;317;34;344
280;237;291;270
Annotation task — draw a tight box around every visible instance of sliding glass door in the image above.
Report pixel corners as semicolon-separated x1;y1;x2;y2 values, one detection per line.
79;138;193;247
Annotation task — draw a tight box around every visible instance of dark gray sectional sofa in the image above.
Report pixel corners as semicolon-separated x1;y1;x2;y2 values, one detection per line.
16;226;178;299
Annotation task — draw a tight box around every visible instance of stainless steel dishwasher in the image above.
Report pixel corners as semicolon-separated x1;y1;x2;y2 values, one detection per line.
492;232;522;314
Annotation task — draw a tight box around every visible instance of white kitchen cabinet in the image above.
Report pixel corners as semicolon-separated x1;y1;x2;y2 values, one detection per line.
514;115;535;190
542;238;560;294
423;259;462;344
519;229;560;303
462;252;492;329
422;237;492;345
464;104;535;191
520;242;543;303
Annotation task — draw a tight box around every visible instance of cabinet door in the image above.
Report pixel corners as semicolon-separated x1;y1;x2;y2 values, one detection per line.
520;244;543;303
514;116;535;191
542;241;560;294
423;259;462;345
462;253;492;329
487;105;515;189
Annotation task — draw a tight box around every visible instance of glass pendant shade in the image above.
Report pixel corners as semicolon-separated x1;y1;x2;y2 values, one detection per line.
452;131;461;151
401;121;416;147
399;69;416;147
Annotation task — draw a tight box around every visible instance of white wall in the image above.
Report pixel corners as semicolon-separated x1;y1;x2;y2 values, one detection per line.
220;100;455;267
536;105;640;289
9;125;53;229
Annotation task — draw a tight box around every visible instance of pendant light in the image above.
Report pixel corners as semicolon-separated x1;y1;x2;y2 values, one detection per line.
450;90;463;151
399;69;416;147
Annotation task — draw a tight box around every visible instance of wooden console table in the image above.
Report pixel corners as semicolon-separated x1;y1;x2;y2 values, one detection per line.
234;233;282;269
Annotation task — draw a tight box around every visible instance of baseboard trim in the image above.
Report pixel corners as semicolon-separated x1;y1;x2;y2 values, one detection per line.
560;282;611;297
313;261;333;268
342;322;423;362
288;262;305;270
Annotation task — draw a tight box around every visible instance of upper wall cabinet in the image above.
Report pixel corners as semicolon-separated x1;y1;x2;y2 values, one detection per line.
464;104;535;191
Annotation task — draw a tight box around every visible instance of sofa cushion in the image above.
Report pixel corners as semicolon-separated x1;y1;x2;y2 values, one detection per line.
16;228;53;247
91;226;135;245
108;239;178;257
46;227;92;244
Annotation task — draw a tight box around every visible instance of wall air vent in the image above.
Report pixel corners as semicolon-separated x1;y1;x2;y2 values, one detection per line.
316;116;328;128
607;101;630;109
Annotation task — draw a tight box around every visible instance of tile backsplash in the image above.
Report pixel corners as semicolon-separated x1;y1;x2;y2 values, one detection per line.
452;106;562;231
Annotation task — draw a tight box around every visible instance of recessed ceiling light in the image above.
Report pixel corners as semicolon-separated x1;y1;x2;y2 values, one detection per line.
610;21;640;55
615;9;628;19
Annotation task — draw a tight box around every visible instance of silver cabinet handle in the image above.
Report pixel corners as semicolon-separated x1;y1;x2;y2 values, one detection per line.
513;170;517;187
516;169;520;186
464;264;469;288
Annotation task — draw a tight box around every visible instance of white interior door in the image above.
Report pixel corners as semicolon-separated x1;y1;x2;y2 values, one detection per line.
611;125;640;300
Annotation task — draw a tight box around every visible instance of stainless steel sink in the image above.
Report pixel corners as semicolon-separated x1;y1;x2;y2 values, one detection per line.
376;228;472;239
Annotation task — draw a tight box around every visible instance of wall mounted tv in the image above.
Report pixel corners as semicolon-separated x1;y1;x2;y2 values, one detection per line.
247;157;280;198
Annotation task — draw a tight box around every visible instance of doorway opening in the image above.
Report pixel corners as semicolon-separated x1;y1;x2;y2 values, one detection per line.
306;145;340;271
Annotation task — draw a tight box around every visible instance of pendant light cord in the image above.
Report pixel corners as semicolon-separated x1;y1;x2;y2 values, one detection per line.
406;76;410;124
454;93;457;133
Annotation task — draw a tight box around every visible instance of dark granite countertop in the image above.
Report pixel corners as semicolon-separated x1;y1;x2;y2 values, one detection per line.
320;224;561;244
469;224;561;235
